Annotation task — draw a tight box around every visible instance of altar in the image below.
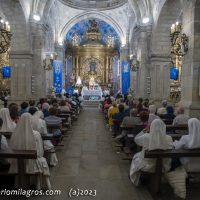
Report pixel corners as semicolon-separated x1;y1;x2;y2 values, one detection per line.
82;87;102;101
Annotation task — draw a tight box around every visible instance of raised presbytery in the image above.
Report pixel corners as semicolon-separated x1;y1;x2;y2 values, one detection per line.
0;0;200;200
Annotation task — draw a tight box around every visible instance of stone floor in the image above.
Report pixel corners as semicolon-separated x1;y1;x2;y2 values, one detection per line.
31;107;152;200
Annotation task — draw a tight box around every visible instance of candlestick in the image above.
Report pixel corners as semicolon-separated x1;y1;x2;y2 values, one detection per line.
171;24;175;34
7;24;10;32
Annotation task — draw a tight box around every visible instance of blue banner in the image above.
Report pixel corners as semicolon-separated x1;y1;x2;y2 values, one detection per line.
66;56;72;83
113;56;118;96
53;60;63;93
66;86;74;97
121;60;130;95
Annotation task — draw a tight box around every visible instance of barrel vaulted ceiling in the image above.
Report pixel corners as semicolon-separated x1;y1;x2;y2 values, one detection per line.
14;0;172;44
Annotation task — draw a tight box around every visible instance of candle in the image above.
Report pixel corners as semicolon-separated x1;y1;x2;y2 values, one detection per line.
5;21;8;31
7;24;10;31
0;19;4;29
171;24;175;34
3;22;6;30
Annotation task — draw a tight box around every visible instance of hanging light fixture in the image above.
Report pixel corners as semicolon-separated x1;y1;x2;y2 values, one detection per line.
0;17;12;54
33;14;41;21
142;17;150;24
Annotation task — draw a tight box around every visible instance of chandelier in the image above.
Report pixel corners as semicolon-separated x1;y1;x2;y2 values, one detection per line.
0;17;12;54
170;22;188;57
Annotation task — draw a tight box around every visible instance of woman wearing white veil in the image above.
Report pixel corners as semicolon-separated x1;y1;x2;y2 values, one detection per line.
0;108;16;132
174;118;200;172
9;113;51;190
32;111;58;166
163;118;200;199
130;119;173;186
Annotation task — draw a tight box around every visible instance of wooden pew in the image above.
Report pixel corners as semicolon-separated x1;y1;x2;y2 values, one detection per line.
144;149;200;196
112;119;123;136
0;132;54;141
162;118;173;125
59;110;77;122
0;149;37;188
119;124;188;139
166;124;188;133
41;134;54;141
120;124;188;160
46;124;64;145
119;125;146;158
46;124;62;133
58;113;71;128
0;132;12;139
120;124;145;132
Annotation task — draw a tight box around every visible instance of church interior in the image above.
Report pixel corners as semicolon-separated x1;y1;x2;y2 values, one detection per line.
0;0;200;199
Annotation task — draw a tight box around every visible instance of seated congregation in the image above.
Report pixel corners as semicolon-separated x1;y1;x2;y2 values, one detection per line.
102;94;200;199
0;93;82;190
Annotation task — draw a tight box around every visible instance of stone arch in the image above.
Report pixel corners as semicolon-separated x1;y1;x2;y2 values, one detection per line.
151;0;182;56
60;11;125;43
0;0;30;52
128;0;142;22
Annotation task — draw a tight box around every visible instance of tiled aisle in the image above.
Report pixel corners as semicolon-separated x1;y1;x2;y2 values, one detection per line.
38;107;152;200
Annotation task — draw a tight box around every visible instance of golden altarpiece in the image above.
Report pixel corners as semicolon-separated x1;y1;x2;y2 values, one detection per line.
0;51;10;91
69;20;116;87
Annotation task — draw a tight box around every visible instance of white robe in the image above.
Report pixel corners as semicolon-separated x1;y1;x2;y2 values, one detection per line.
174;118;200;172
9;113;51;189
0;108;16;132
32;111;58;166
0;134;8;150
130;119;173;186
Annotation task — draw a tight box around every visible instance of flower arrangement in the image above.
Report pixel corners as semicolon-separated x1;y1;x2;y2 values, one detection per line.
48;86;55;94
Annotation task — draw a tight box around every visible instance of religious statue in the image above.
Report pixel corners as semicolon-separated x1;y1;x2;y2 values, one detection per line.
72;34;80;46
88;19;99;33
70;73;75;83
89;76;95;89
89;62;97;75
109;72;114;82
106;35;114;47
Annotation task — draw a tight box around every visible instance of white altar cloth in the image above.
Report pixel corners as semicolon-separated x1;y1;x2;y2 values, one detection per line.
82;89;102;101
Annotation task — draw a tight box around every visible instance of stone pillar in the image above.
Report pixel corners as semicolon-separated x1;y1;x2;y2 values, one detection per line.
10;51;33;102
135;30;150;98
73;57;76;80
30;22;47;99
76;56;79;76
181;1;200;118
106;56;109;83
150;55;171;102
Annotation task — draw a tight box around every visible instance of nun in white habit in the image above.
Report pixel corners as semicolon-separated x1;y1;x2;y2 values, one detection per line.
130;119;173;186
32;111;58;166
0;108;16;132
9;113;51;190
174;118;200;172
